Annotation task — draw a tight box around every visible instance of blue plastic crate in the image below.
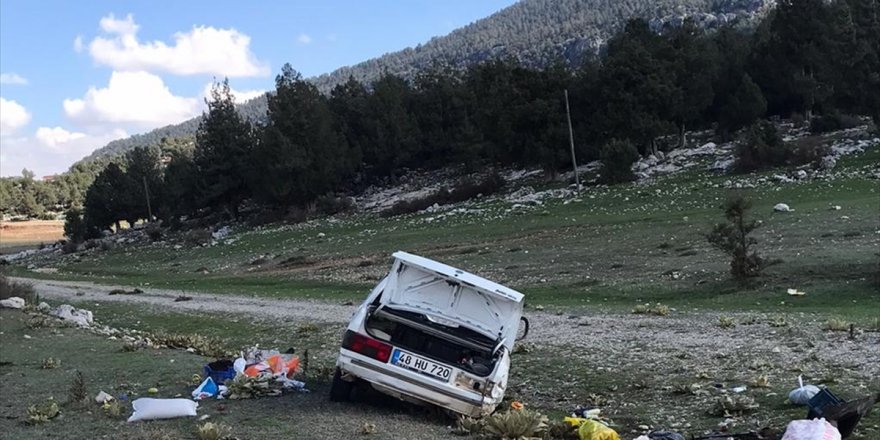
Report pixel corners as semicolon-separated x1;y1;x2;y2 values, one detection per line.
203;360;236;384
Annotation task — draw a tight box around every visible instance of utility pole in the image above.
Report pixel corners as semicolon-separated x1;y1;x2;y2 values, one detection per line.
564;89;580;190
143;176;153;222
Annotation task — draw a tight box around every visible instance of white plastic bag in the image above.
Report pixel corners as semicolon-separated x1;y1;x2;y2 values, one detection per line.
789;376;820;406
781;418;840;440
127;398;198;422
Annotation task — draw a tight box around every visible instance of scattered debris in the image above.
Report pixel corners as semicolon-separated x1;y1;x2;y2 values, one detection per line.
787;288;806;296
95;391;114;404
359;422;377;435
174;295;193;302
709;394;759;417
774;203;793;212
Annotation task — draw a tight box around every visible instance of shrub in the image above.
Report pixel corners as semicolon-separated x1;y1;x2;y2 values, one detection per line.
599;139;639;184
68;371;87;405
197;422;232;440
810;111;861;134
707;194;767;280
823;319;851;332
718;316;736;329
0;274;37;304
734;121;789;172
792;137;831;166
61;240;79;254
41;357;62;369
185;228;213;246
316;195;355;216
482;409;549;439
63;207;87;244
146;223;163;242
26;398;60;425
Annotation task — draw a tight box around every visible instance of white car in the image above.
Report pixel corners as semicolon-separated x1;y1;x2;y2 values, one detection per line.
331;251;527;417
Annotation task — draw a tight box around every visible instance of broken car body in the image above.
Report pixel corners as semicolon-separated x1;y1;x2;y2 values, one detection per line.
332;251;525;417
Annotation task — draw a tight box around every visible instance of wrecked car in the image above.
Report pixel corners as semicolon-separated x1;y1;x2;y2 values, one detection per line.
331;251;527;417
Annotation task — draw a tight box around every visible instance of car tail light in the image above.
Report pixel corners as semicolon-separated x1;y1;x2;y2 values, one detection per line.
342;330;392;363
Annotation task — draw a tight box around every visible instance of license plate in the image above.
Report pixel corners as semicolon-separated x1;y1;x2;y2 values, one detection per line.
391;349;452;381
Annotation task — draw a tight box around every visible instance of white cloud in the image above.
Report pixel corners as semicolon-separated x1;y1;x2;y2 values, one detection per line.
0;73;28;85
201;83;264;105
87;13;268;77
35;126;86;148
297;33;313;45
73;35;84;53
99;13;139;35
63;71;200;127
0;128;127;177
0;97;31;134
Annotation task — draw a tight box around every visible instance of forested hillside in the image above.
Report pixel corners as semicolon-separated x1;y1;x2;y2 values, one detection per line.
79;0;771;163
3;0;877;226
310;0;771;89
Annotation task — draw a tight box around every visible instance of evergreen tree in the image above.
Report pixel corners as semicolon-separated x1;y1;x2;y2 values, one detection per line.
362;74;421;177
251;64;353;207
594;19;676;155
717;74;767;137
667;20;718;147
161;151;199;222
121;146;162;224
83;163;126;233
194;78;256;217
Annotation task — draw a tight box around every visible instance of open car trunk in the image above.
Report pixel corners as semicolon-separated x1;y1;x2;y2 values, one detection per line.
365;305;500;377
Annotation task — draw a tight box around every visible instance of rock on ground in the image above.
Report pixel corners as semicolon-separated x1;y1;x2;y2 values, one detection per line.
774;203;793;212
49;304;94;327
0;297;25;309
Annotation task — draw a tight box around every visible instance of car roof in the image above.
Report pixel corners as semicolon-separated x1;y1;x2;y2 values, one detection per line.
392;251;524;303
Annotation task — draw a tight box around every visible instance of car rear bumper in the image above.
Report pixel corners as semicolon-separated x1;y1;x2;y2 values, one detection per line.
337;350;498;417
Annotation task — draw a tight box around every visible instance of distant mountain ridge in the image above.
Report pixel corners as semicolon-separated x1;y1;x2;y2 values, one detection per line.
80;0;773;164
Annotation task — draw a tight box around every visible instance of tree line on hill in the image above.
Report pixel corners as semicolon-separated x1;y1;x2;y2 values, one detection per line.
6;0;879;237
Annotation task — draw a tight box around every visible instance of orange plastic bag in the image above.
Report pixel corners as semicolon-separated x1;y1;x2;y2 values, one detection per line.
267;355;300;377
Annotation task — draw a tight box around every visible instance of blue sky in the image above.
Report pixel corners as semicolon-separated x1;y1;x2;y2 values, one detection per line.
0;0;516;177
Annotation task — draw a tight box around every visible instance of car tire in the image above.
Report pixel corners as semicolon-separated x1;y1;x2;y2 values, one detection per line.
329;367;353;402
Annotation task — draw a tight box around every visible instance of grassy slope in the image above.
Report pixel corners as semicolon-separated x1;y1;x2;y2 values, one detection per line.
11;147;878;320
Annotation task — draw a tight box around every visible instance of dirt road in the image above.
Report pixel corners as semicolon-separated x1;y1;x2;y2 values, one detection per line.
17;277;879;380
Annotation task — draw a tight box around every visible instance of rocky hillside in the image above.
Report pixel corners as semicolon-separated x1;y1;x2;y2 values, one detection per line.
80;0;773;164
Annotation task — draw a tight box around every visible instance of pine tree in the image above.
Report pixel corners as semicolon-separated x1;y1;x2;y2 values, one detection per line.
717;74;767;137
194;79;256;218
252;64;353;207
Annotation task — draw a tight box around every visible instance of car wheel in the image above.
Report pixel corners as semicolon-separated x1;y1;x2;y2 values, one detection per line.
329;367;353;402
